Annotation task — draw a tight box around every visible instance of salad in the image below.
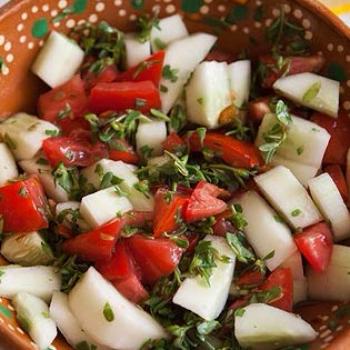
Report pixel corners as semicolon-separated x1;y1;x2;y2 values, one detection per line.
0;9;348;350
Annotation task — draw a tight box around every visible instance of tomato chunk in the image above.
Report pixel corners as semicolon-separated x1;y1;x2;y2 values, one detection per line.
117;51;165;86
162;132;186;153
89;81;161;114
183;181;227;223
0;176;48;232
63;218;125;262
260;268;293;312
128;234;183;284
236;270;265;288
248;97;271;123
205;49;235;63
83;64;119;90
112;276;149;304
38;75;88;124
153;188;189;238
294;222;333;273
188;132;262;169
311;112;350;165
324;165;349;202
109;139;140;165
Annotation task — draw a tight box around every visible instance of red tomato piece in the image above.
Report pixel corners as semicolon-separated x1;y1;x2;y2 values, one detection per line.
162;132;186;153
259;268;293;312
0;176;49;232
63;218;125;262
89;81;161;114
324;165;349;202
117;51;165;87
294;222;333;273
58;118;90;135
43;136;108;167
205;49;236;63
38;75;88;123
127;234;183;284
123;211;154;228
84;64;119;90
109;139;140;165
311;112;350;165
183;181;227;223
153;188;189;238
112;275;149;304
236;270;265;288
248;97;271;123
188;132;262;169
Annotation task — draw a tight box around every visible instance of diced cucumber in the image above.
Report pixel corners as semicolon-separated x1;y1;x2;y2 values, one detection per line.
0;143;18;186
50;291;108;350
55;201;90;232
307;245;350;301
136;120;167;157
173;236;236;321
0;113;59;161
294;279;308;304
13;292;57;350
19;155;68;202
273;72;340;118
32;31;84;88
254;166;322;230
80;187;133;228
150;14;188;52
234;191;297;271
160;33;217;113
68;267;167;349
235;303;317;350
82;159;154;211
227;60;251;108
1;232;53;266
124;33;151;68
186;61;231;129
308;173;350;241
0;265;60;302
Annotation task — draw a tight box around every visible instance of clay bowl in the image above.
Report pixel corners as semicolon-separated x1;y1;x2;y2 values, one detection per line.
0;0;349;349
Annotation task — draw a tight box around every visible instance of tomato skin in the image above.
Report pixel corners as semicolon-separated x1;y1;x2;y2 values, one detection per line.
117;51;165;87
38;75;88;123
311;112;350;165
83;64;119;90
63;218;125;262
236;270;265;288
112;275;149;304
162;132;186;153
43;136;108;168
188;132;262;169
248;97;271;123
0;176;49;232
153;188;189;238
260;268;293;312
294;222;333;273
324;165;349;202
205;49;236;63
89;81;161;114
183;181;227;223
127;234;183;284
109;139;140;165
58;118;90;135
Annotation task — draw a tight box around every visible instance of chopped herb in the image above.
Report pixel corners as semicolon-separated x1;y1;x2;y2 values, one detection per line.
234;308;246;317
3;133;17;150
197;97;204;105
140;145;154;160
153;38;167;50
133;59;160;79
0;57;7;74
150;109;170;122
297;146;304;155
100;172;123;189
273;214;283;223
52;163;81;200
57;103;72;120
76;341;98;350
196;127;207;147
134;180;151;198
302;81;321;103
160;84;168;93
136;13;160;43
18;187;28;197
36;157;49;166
226;232;255;264
41;311;50;318
114;185;128;197
250;286;282;304
162;65;179;83
169;104;187;132
103;302;115;322
230;204;248;231
45;129;59;136
135;98;147;109
291;209;302;217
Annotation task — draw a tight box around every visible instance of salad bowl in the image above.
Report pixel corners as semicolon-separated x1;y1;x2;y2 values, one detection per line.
0;0;349;349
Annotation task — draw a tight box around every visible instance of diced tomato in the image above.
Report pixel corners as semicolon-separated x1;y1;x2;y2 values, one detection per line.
188;132;262;169
294;222;333;273
205;49;236;63
236;270;265;288
123;211;154;228
229;296;250;311
63;218;125;262
127;234;183;284
58;118;90;135
248;97;271;123
162;132;186;153
89;81;161;114
43;136;108;167
112;275;149;304
213;209;234;236
153;188;189;238
186;233;199;254
117;51;165;87
109;139;140;165
84;64;119;90
183;181;227;223
259;268;293;312
311;112;350;165
324;165;349;202
0;176;49;232
38;75;88;124
56;223;74;239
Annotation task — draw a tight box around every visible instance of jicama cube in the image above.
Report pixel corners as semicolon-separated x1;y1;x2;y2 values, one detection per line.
227;60;251;108
124;33;151;68
68;267;167;349
80;187;133;228
173;236;235;321
273;72;340;118
13;292;57;350
0;143;18;186
55;201;90;232
186;61;231;129
150;14;188;51
308;173;350;241
0;113;59;160
32;31;84;88
234;191;297;271
307;245;350;301
254;166;322;229
160;33;217;113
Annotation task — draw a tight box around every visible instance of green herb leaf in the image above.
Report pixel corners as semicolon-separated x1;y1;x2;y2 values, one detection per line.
136;14;160;43
291;209;302;217
302;81;321;103
226;232;255;264
103;302;115;322
45;129;59;136
163;65;179;83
